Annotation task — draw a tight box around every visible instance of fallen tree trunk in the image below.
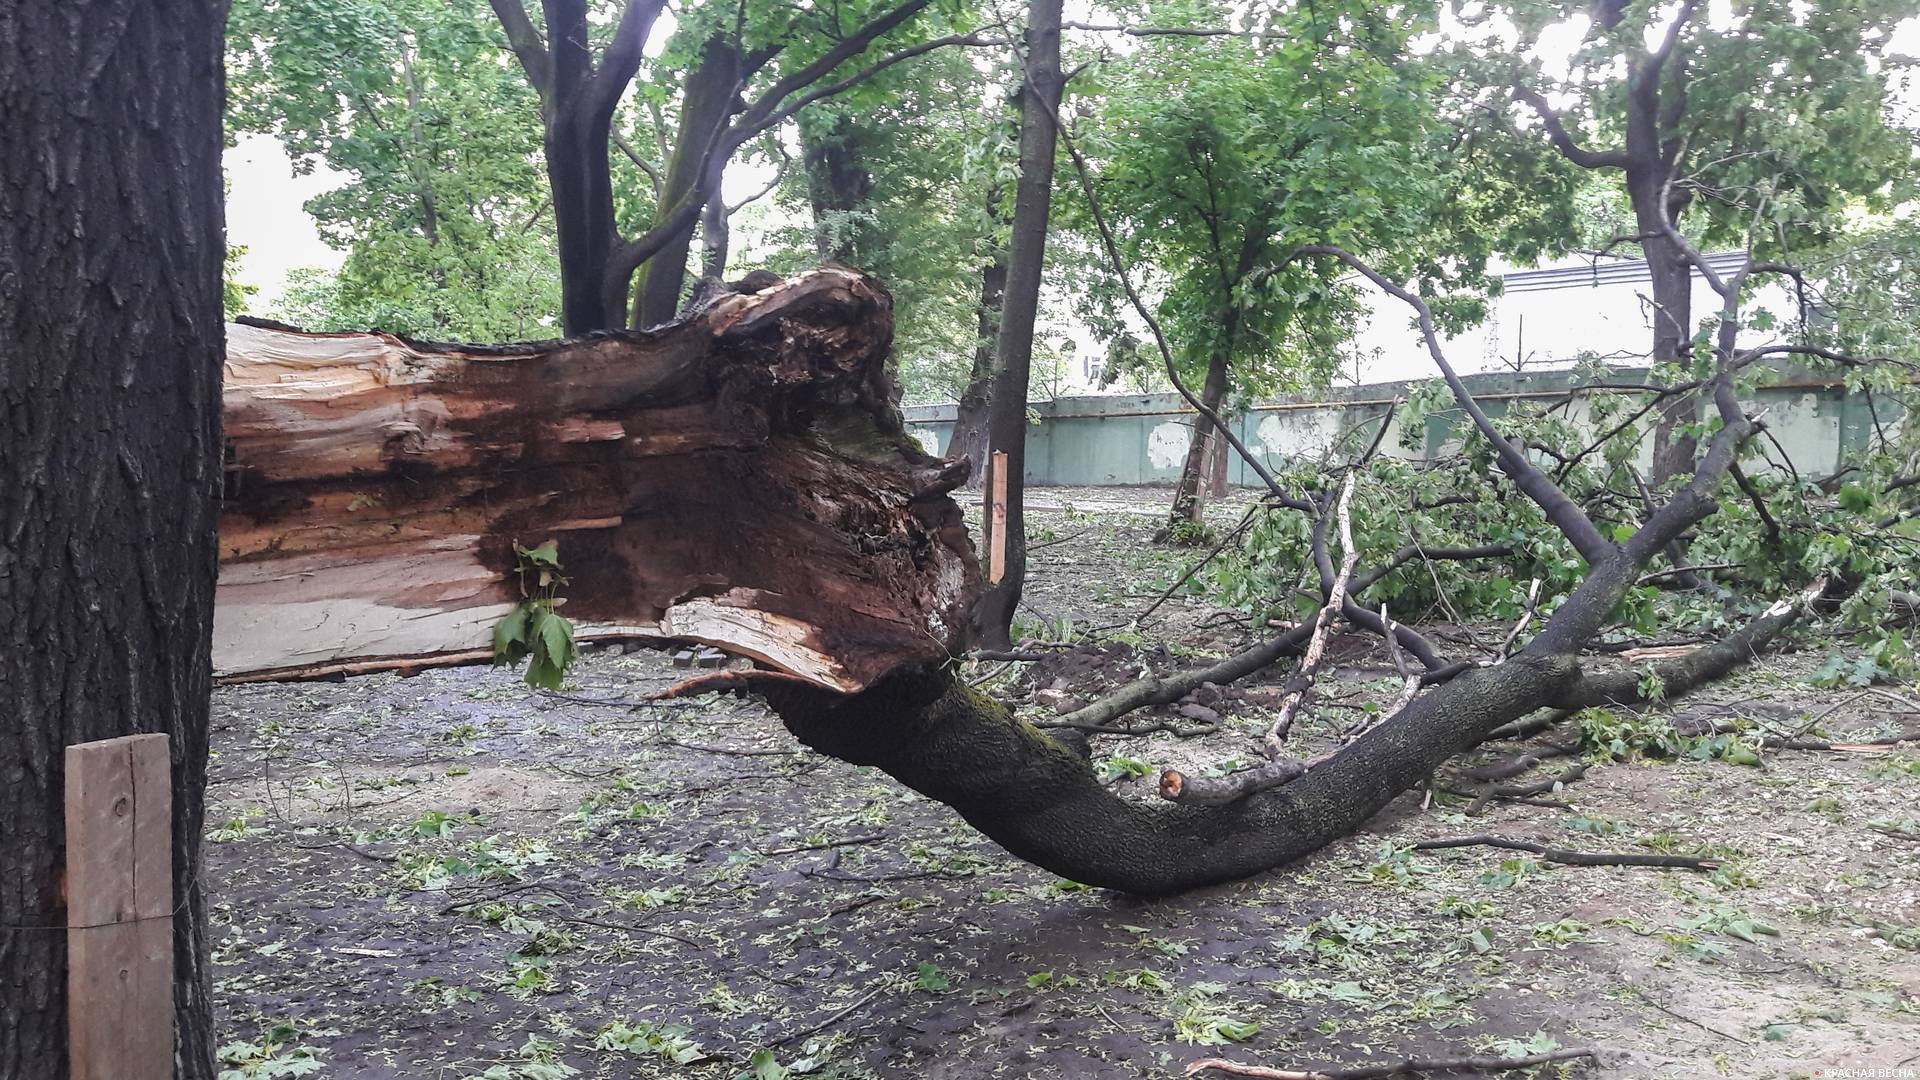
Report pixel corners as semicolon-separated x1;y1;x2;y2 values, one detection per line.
215;268;976;693
214;262;1826;898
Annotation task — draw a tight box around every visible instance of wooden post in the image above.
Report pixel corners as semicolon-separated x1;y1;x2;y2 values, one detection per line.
988;450;1009;584
66;734;173;1080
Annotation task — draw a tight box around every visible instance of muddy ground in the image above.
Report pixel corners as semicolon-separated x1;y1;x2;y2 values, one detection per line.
206;486;1920;1079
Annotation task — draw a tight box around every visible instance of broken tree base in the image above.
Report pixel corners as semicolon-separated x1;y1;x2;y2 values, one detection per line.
215;269;976;693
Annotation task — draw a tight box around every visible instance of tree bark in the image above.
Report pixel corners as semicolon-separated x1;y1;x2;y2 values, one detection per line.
949;244;1008;485
216;269;976;694
633;37;744;328
972;0;1063;647
539;0;646;335
0;2;227;1075
1167;349;1231;534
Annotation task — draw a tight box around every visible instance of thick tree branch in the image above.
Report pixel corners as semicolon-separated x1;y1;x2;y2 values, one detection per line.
589;0;668;120
1511;84;1630;170
489;0;553;98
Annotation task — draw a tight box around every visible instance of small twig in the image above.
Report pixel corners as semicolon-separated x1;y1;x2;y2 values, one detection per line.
759;834;887;858
769;983;889;1048
1412;834;1719;870
1468;762;1589;814
550;913;703;949
1137;504;1260;624
1629;986;1749;1043
1186;1047;1599;1079
1495;579;1542;661
653;734;797;758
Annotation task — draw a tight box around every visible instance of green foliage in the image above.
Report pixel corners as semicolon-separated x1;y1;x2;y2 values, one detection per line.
1062;0;1572;406
913;960;951;992
594;1019;706;1064
1576;708;1765;767
1169;982;1261;1045
492;540;577;690
217;1022;332;1079
229;0;561;338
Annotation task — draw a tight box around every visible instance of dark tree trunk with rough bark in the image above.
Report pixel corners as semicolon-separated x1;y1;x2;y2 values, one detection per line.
949;246;1008;486
0;2;227;1075
972;0;1063;647
537;1;646;335
634;38;744;328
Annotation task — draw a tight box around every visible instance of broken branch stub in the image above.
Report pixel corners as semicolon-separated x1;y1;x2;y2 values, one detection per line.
215;268;978;693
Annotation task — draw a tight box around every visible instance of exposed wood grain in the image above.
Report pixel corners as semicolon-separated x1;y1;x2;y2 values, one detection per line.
216;269;978;692
65;734;173;1080
989;450;1009;585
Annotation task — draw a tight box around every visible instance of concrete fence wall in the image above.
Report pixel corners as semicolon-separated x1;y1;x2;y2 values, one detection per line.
901;366;1871;486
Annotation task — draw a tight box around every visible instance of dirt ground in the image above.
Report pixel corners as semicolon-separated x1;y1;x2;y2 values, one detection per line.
205;486;1920;1080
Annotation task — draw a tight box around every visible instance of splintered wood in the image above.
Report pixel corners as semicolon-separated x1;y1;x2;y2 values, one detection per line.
213;269;978;693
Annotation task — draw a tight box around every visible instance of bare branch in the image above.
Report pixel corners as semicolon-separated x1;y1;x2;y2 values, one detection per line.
1063;21;1247;37
1289;244;1615;563
1186;1047;1600;1080
1495;579;1542;661
1511;84;1630;170
612;129;662;193
1264;473;1358;755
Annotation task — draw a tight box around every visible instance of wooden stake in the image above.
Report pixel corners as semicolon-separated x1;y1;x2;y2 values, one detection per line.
989;450;1009;584
66;733;173;1080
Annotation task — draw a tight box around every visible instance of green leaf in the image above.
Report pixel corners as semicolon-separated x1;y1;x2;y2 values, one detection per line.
749;1049;791;1080
914;961;950;992
519;539;562;567
491;605;531;666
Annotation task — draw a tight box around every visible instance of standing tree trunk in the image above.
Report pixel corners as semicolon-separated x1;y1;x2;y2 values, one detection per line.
633;37;744;327
1167;349;1231;535
949;242;1008;485
1514;12;1700;485
0;2;227;1075
1628;160;1697;486
972;0;1062;647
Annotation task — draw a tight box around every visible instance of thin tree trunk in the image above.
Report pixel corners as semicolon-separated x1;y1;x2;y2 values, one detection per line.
972;0;1062;647
1623;51;1697;486
1168;349;1231;535
633;37;742;327
0;2;227;1075
950;244;1008;485
700;190;730;280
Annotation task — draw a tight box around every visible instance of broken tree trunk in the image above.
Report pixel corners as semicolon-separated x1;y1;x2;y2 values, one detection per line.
216;268;976;694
